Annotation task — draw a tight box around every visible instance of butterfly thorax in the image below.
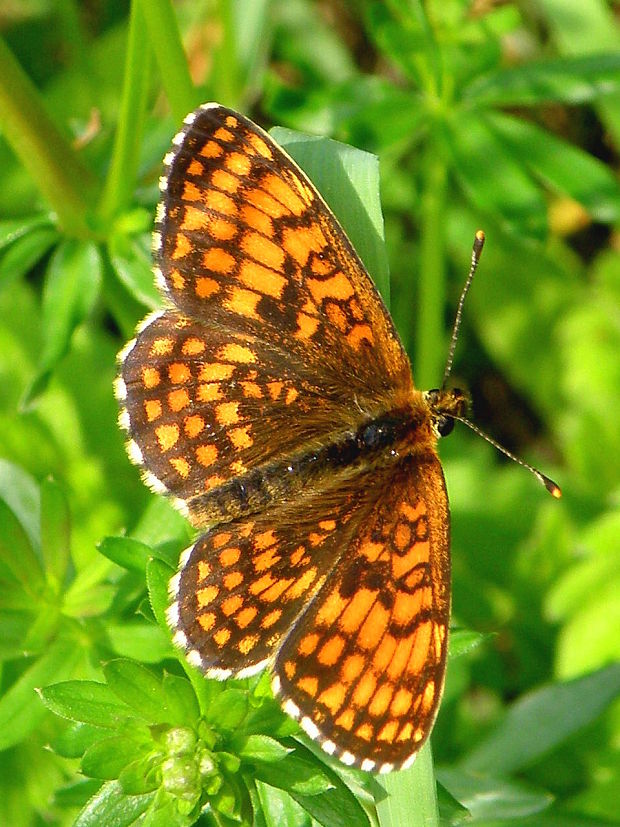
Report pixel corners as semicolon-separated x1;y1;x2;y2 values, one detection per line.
187;391;447;526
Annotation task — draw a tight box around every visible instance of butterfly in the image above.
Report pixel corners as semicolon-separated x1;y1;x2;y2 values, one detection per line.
116;103;516;773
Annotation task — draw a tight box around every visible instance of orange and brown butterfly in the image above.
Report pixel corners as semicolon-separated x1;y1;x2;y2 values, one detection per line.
115;103;472;774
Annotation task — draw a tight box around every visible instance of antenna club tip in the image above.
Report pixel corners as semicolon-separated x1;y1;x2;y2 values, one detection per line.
543;477;562;498
475;229;485;242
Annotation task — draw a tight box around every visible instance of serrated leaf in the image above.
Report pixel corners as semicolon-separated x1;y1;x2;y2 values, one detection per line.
238;734;291;763
74;780;153;827
448;628;490;659
98;536;154;573
146;556;175;633
40;680;134;728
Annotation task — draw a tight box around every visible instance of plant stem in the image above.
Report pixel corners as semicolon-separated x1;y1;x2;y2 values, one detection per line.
0;37;96;238
414;146;448;389
138;0;199;124
376;742;440;827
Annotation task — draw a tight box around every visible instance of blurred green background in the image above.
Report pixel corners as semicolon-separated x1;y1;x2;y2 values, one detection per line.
0;1;619;825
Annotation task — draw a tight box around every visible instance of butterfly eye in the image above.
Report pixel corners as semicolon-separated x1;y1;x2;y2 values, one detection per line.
436;416;455;438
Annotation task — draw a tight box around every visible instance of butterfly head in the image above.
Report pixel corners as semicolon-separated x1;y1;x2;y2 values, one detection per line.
424;387;470;438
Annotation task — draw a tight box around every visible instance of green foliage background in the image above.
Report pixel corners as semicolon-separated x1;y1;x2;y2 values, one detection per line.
0;1;619;825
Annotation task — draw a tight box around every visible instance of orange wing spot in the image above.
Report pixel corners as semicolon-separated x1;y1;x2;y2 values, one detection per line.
168;388;190;411
240;203;273;235
203;247;236;274
347;324;374;349
373;634;397;672
253;547;281;572
240;381;262;399
254;529;277;551
180;205;210;232
368;683;394;718
199;362;235;381
286;567;319;600
405;622;432;677
196;444;218;467
238;634;259;654
421;680;435;714
218;343;256;364
284;660;296;679
213;127;234;142
393;588;428;627
308;273;354;304
390;687;414;718
229;426;253;450
212;532;232;549
172;233;192;259
338;587;377;634
195;276;220;298
317;590;348;625
197;382;222;402
198;560;211;580
261;577;294;603
214;628;231;647
188;159;205;175
387;634;415;681
285;387;299;405
211;168;240;194
155;424;179;452
169;456;190;478
308;532;326;547
206;474;225;489
150;337;174;356
225;151;252;176
294;312;320;340
142;367;161;388
144;399;162;421
197;584;219;608
235;606;257;628
241;231;285;272
224;286;261;319
182;181;203;201
290;546;308;567
182;337;206;356
198;612;216;632
170;269;185;290
324;302;348;332
215;401;240;426
298;676;319;698
230;460;246;475
238;260;286;298
200;140;223;158
319;519;336;532
261;608;282;628
352;671;377;707
348;298;364;321
219;546;241;566
396;722;414;743
168;362;191;384
267;381;283;400
400;500;425;521
394;522;411;551
318;682;346;714
221;595;243;616
224;116;238;128
245;187;288;219
355;722;374;742
434;622;446;652
184;414;205;438
223;571;243;590
377;720;399;743
299;633;319;656
341;653;365;683
204;189;237;217
249;572;275;596
359;602;389;649
246;133;272;158
281;225;324;266
209;216;238;241
262;173;306;215
318;635;345;667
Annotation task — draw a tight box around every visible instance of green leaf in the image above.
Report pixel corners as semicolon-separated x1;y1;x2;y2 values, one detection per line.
40;680;135;729
23;238;103;405
0;635;82;750
205;688;249;732
0;497;44;594
271;127;390;300
461;663;620;774
437;768;553;820
448;628;490;659
254;751;333;797
74;780;153;827
108;226;161;310
0;213;54;251
488;112;620;222
40;477;71;592
255;779;310;827
0;224;58;294
82;735;150;780
146;556;175;633
104;659;171;724
98;536;154;573
161;673;200;726
106;621;172;663
0;460;40;551
237;734;291;763
464;52;620;106
51;721;111;759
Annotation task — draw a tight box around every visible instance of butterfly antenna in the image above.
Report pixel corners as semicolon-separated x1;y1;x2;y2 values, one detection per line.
441;230;562;499
442;230;486;389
